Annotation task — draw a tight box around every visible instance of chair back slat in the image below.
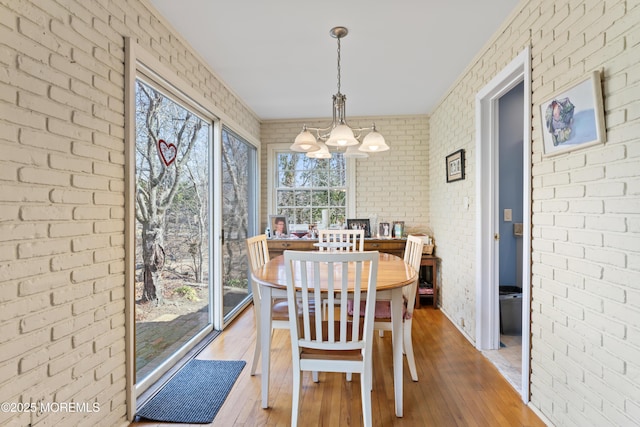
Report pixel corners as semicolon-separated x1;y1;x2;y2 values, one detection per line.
284;250;378;353
246;234;270;272
402;235;424;314
317;229;365;252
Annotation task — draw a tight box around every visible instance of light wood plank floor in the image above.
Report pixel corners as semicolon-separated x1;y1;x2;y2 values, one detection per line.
131;305;546;427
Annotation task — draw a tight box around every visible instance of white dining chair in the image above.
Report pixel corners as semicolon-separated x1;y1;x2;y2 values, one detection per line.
375;235;422;381
284;250;379;427
318;229;364;318
246;234;289;376
317;229;364;252
347;234;423;381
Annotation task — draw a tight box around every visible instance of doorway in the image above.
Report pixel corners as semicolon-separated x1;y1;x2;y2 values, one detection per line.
475;47;532;401
496;81;525;389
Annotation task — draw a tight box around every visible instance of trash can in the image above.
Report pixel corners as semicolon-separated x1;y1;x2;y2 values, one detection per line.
499;286;522;335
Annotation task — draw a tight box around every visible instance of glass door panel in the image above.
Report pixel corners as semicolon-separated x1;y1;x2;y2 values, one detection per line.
134;78;213;386
221;128;257;320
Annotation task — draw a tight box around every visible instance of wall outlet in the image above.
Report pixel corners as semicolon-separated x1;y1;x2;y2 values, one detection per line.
460;318;465;328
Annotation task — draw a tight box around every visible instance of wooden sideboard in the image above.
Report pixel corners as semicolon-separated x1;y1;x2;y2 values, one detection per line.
265;238;407;258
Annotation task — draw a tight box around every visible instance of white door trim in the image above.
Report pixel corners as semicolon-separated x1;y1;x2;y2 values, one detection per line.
475;46;532;401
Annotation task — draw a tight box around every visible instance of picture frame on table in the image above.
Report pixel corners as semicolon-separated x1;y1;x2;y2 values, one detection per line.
445;149;465;183
379;222;392;238
540;70;606;156
346;218;371;238
392;221;404;238
269;215;289;238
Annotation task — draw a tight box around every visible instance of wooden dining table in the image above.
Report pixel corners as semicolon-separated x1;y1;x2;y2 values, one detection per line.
251;251;418;418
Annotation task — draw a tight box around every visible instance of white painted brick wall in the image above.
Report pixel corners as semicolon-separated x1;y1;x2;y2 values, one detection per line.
2;0;638;425
428;0;640;426
0;0;260;425
260;115;430;234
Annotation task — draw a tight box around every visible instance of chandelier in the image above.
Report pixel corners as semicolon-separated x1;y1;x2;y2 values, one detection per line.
290;26;389;159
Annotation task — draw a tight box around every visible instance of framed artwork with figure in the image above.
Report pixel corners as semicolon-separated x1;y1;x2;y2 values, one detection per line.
346;219;371;238
540;70;606;156
269;215;288;238
379;222;391;238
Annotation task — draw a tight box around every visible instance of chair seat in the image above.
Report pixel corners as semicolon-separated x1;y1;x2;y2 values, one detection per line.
301;348;363;361
273;299;318;321
299;317;365;361
347;299;411;320
272;299;289;321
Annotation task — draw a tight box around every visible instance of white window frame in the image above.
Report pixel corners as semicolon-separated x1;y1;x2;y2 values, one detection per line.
266;143;356;223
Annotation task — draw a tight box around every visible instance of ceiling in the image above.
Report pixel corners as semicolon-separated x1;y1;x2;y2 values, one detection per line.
148;0;520;121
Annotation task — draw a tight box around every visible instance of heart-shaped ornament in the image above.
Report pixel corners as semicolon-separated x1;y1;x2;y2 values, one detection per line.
158;139;177;166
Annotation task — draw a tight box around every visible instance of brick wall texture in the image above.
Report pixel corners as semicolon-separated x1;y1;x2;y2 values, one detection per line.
427;1;640;426
1;0;638;426
0;0;259;426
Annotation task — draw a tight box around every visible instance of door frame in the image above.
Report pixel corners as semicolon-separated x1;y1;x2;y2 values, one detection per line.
475;46;532;401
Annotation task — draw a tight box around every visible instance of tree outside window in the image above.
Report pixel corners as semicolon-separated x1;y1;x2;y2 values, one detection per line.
275;152;347;226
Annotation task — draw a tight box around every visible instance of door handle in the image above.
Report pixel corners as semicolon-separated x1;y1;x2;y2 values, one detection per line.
494;233;500;241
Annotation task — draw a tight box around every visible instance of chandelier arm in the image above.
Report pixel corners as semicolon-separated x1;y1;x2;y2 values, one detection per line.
303;125;376;142
303;126;334;141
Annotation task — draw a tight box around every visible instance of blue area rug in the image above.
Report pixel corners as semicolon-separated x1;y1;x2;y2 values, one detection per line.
137;359;246;424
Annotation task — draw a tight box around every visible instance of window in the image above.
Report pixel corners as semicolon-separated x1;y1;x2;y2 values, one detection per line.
270;147;353;226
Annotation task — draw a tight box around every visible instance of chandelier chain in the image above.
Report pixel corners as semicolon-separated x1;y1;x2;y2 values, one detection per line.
336;37;341;94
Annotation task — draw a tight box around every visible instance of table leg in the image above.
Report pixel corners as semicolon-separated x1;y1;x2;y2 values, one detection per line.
260;285;272;409
391;287;403;417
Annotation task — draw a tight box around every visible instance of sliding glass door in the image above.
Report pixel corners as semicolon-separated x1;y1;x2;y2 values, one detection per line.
134;78;213;388
221;127;258;321
131;75;259;395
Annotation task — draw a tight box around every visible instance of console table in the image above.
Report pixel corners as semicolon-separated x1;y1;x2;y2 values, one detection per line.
417;255;440;309
266;238;406;258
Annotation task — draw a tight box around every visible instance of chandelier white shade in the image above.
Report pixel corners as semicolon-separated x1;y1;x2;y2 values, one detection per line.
305;141;331;159
343;144;369;158
290;127;321;152
359;127;389;152
290;27;388;158
326;124;358;147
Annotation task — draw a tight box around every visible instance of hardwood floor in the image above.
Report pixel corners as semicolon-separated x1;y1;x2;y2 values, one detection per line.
131;305;546;427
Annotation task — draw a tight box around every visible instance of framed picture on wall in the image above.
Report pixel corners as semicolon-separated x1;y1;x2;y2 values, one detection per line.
446;149;465;182
540;70;606;156
346;218;371;238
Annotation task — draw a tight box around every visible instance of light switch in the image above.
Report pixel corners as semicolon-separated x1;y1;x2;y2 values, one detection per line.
504;208;512;222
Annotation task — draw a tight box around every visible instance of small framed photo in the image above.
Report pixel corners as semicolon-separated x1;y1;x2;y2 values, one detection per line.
446;149;465;183
346;218;371;238
540;70;606;156
392;221;404;238
269;215;289;238
379;222;392;238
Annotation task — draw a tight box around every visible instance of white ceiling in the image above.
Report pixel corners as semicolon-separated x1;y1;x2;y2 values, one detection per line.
148;0;520;120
